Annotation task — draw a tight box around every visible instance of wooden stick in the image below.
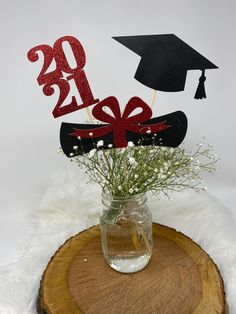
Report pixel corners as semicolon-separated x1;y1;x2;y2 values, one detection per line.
150;89;157;110
85;106;94;123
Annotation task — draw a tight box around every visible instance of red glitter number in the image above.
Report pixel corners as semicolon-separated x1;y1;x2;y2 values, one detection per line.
53;36;98;117
43;79;79;118
53;36;86;73
27;36;99;118
27;45;62;85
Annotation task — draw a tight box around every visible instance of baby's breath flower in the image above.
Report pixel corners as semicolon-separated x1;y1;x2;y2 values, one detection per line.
66;139;217;198
88;148;96;158
73;145;78;150
57;147;63;155
128;157;137;166
97;140;104;147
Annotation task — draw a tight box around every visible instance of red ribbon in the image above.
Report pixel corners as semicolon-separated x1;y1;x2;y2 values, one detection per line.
70;96;171;148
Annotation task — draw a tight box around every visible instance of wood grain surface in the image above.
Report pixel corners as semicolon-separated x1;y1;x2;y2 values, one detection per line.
37;223;226;314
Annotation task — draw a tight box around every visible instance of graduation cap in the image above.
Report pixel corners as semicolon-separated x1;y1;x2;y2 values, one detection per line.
113;34;218;99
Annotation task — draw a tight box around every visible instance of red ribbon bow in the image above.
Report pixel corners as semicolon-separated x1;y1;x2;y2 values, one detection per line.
70;96;170;148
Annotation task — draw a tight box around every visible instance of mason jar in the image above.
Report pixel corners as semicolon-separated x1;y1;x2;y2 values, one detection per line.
100;192;152;273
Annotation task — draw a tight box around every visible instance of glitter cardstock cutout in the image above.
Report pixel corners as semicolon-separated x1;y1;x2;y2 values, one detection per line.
60;96;187;157
113;34;218;99
27;35;99;118
27;34;218;158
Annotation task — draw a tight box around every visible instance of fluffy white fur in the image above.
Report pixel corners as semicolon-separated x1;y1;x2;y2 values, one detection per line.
0;171;235;314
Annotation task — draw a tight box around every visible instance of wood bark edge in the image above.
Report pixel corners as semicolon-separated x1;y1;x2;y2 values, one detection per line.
37;223;227;314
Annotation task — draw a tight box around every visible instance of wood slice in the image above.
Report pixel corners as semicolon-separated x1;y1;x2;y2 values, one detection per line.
37;223;227;314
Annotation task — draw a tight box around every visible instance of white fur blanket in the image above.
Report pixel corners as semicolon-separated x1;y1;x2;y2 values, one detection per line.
0;172;235;314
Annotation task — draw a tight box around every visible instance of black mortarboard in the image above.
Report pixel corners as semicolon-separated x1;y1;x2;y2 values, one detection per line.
113;34;218;99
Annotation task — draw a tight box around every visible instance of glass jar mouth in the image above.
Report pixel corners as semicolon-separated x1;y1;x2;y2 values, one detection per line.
102;191;146;200
101;191;147;209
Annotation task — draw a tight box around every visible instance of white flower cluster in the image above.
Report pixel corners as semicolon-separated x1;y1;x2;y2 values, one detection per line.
68;139;218;198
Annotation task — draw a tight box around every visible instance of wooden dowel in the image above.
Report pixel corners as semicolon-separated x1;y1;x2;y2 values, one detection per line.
86;106;94;123
150;90;157;110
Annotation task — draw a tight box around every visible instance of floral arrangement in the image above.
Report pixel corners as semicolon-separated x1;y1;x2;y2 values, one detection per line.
28;34;220;274
67;137;218;199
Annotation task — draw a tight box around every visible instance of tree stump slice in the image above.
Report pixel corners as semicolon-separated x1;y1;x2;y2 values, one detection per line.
37;223;227;314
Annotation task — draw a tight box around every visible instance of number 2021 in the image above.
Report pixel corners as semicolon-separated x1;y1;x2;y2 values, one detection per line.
27;36;99;118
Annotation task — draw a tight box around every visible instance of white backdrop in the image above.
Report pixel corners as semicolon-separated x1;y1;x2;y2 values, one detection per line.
0;0;236;266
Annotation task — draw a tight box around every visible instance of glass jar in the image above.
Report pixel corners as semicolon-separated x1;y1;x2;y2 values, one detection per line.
100;192;152;273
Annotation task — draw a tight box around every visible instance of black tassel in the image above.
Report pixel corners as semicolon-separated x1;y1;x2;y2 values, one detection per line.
194;70;206;99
